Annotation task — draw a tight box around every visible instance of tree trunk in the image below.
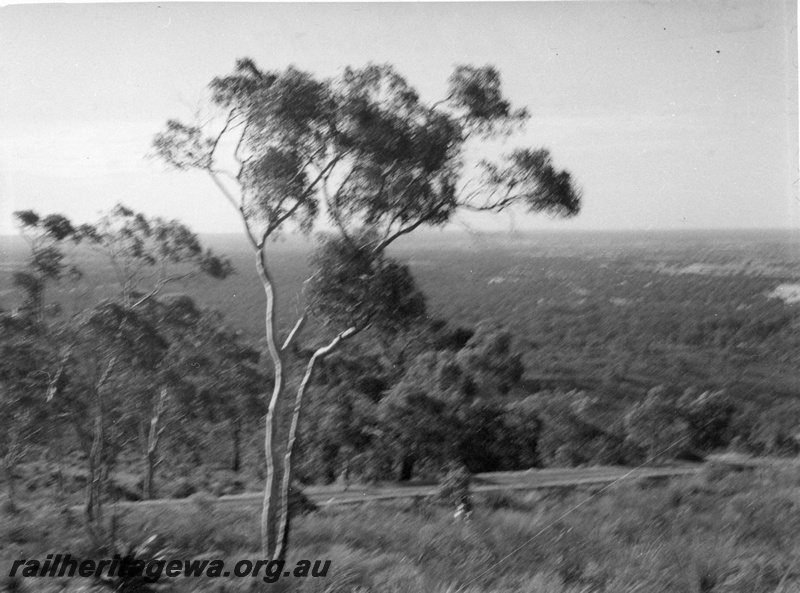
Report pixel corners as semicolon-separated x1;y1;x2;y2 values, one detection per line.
254;227;355;560
54;447;66;499
142;387;167;500
86;353;118;523
3;457;16;506
275;327;357;560
142;444;161;500
275;352;320;561
231;420;241;473
262;410;283;559
257;246;285;560
143;457;155;500
86;413;104;522
399;453;415;482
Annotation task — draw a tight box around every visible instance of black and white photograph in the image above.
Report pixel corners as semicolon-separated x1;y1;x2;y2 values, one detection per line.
1;1;798;591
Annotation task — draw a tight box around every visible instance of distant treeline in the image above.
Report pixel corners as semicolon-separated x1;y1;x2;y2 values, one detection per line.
2;228;798;503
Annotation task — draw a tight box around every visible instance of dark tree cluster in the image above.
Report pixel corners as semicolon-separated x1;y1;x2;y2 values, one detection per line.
296;321;538;482
0;207;254;527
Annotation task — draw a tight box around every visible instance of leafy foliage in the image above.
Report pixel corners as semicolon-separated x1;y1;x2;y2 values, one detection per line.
0;316;52;500
153;60;579;254
447;65;528;133
299;321;536;480
11;210;82;321
169;308;266;472
306;233;426;333
154;59;580;557
624;386;690;463
82;204;233;306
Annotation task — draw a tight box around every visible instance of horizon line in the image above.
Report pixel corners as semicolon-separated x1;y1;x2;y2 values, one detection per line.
2;226;798;241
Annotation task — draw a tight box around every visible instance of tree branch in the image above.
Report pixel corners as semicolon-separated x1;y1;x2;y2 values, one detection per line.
281;313;307;351
208;108;238;161
208;170;242;210
323;172;359;249
130;271;197;309
210;168;241;184
459;191;520;213
274;323;360;559
373;217;429;253
208;171;260;250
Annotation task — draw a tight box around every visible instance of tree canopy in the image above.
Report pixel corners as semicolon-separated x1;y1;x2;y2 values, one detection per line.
153;61;580;256
153;59;581;560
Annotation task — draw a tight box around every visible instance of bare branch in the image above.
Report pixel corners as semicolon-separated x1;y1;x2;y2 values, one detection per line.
460;196;518;213
130;271;197;309
373;216;428;253
286;144;330;188
208;171;260;249
281;313;307;351
274;322;360;559
306;153;343;196
233;121;248;167
210;168;241;184
323;170;358;248
265;199;301;237
208;108;238;161
208;170;242;211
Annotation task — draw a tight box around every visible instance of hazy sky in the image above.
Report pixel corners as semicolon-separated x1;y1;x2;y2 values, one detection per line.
1;1;797;235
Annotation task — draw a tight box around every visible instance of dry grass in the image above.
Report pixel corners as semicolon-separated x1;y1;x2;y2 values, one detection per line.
1;464;798;592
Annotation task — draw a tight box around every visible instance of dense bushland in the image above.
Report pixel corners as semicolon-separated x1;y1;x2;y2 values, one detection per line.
1;224;799;591
2;229;798;502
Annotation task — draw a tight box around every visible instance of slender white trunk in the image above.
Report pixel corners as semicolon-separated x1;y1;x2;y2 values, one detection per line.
143;387;167;500
257;246;285;559
275;327;356;560
275;352;320;560
85;353;117;523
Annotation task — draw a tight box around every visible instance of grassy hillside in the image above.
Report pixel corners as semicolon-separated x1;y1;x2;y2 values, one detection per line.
3;462;798;592
2;229;799;591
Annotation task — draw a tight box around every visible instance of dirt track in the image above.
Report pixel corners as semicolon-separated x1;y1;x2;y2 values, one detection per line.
119;464;703;511
95;455;798;512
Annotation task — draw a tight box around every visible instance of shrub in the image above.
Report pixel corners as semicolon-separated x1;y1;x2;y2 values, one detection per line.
211;475;246;497
679;388;737;452
435;463;471;509
290;484;319;516
167;477;197;499
110;473;143;501
624;386;689;463
191;491;217;516
480;490;529;511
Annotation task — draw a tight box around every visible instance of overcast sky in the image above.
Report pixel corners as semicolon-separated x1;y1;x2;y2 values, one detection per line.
1;1;797;235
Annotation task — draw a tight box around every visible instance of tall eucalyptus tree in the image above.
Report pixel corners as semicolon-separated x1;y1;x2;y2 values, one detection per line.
153;60;581;558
